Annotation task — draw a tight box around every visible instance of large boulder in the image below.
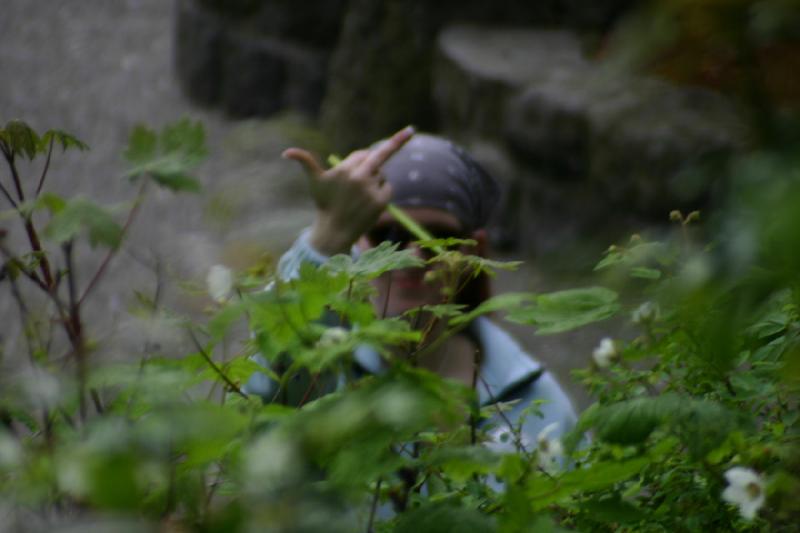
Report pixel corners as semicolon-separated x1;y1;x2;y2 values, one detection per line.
434;26;587;140
432;25;745;255
320;0;633;152
505;69;744;214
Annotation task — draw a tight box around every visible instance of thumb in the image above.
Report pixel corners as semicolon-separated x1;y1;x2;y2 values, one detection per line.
282;147;324;178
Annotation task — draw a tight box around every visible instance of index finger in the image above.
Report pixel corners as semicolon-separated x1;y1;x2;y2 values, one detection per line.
361;125;415;173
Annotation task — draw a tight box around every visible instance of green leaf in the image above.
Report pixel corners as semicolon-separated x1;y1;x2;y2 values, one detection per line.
40;129;89;152
578;495;647;524
630;267;662;280
208;300;249;339
393;503;496;533
1;120;40;159
42;197;123;248
450;292;537;326
325;240;425;279
123;118;206;192
404;303;467;321
574;394;744;455
507;287;620;334
422;446;500;482
527;457;650;510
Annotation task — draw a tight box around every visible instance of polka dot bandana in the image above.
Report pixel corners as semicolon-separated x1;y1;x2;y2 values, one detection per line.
378;133;500;231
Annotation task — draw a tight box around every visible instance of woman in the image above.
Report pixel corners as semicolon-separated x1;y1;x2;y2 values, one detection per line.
246;126;577;455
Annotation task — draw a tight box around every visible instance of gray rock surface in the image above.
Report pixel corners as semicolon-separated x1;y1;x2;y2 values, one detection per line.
507;70;744;213
434;25;745;255
434;26;587;139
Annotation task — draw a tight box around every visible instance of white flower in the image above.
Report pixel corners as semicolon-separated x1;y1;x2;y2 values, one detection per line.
536;422;564;474
485;426;531;454
632;301;659;324
316;327;348;348
592;337;616;368
722;467;766;520
206;265;233;303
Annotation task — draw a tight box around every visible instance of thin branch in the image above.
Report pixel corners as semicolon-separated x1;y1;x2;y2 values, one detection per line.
5;265;39;365
78;180;148;305
3;149;25;202
90;389;104;415
366;477;383;533
0;152;54;286
35;136;54;196
298;372;321;407
187;329;248;399
470;352;480;446
477;373;529;454
64;241;87;422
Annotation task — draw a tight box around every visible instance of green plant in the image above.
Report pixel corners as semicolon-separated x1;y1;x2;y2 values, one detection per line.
0;119;798;532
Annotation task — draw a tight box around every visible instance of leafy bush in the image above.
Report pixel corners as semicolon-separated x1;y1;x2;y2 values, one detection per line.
0;119;798;532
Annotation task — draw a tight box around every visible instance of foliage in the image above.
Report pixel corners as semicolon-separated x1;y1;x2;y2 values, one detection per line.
0;118;798;532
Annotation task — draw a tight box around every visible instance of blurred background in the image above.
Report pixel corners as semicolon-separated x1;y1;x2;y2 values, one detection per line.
1;0;798;408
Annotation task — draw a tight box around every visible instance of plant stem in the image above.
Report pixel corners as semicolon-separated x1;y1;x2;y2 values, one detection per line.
187;329;248;399
64;241;88;422
366;477;383;533
35;136;54;196
78;179;147;306
4;149;26;202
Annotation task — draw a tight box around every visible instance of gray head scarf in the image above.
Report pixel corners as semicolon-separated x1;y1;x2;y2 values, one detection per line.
379;133;500;232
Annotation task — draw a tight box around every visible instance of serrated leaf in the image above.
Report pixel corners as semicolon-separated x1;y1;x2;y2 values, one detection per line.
1;120;40;159
208;300;248;339
422;446;500;482
40;129;89;152
527;457;650;510
507;286;619;334
404;303;467;320
222;356;267;384
42;197;123;248
450;292;537;326
325;241;424;279
574;394;744;455
123;118;206;192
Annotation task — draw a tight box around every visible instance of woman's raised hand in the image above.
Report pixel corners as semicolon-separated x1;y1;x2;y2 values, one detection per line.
282;126;414;256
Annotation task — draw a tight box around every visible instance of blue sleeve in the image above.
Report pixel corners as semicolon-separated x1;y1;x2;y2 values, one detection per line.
276;228;332;280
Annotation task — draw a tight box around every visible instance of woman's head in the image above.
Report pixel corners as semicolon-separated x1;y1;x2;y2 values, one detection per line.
358;134;500;317
378;134;499;232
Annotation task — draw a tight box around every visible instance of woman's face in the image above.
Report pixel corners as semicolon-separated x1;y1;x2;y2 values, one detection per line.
357;207;480;318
